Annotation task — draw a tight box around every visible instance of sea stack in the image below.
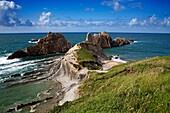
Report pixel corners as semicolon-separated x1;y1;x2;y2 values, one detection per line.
85;32;134;48
7;32;72;59
86;32;112;48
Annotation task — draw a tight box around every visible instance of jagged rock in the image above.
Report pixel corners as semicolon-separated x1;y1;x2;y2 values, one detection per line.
8;32;72;59
86;32;93;42
7;49;28;59
111;38;130;47
25;32;72;56
85;32;112;48
85;32;134;48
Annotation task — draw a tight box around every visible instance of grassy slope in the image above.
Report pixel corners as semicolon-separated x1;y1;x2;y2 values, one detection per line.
50;56;170;113
76;47;101;70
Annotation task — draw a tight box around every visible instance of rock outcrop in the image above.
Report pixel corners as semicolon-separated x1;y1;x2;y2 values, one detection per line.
111;38;130;47
7;49;28;59
50;42;109;105
25;32;72;56
85;32;134;48
86;32;112;48
51;42;109;81
7;32;72;59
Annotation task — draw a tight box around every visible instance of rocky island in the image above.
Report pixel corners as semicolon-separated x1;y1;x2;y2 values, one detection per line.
85;32;134;48
7;32;72;59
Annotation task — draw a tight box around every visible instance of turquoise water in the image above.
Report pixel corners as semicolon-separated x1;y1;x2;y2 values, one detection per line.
0;32;170;112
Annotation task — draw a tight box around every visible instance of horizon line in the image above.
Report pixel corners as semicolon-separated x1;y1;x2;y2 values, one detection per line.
0;31;170;34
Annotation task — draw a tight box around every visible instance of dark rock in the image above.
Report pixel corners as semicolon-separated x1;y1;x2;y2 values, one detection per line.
11;74;21;78
6;97;53;112
25;32;72;56
30;39;38;42
3;79;16;83
7;49;28;59
8;32;72;59
111;38;130;47
129;39;134;43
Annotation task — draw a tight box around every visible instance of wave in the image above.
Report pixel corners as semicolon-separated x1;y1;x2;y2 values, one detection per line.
111;55;127;63
0;55;20;65
0;62;37;76
112;58;127;63
28;41;37;44
0;56;44;76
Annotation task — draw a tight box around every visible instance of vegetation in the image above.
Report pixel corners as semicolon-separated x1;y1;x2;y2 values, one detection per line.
50;56;170;113
76;47;101;70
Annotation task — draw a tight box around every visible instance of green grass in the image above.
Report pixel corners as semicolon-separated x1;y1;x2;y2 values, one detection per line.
76;47;101;70
50;56;170;113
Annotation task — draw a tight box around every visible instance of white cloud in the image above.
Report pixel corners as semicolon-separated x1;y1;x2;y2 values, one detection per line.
128;15;170;28
39;12;52;25
85;8;94;12
0;0;33;26
140;20;147;26
161;17;170;26
0;0;21;10
128;18;138;26
149;14;157;24
101;0;125;11
113;1;125;11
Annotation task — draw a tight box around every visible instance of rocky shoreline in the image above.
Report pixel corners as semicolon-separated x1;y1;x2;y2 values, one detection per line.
6;32;132;112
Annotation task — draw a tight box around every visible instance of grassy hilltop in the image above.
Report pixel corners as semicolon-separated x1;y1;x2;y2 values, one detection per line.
50;56;170;113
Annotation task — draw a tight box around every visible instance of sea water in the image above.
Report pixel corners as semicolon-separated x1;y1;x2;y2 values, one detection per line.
0;32;170;112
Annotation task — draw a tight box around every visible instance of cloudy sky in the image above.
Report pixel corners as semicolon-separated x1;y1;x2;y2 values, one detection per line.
0;0;170;33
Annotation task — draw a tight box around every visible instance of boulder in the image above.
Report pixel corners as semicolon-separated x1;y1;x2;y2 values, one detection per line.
25;32;72;56
7;49;28;59
111;38;130;47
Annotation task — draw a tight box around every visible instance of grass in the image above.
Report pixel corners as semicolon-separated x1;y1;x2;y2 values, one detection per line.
76;47;101;70
49;56;170;113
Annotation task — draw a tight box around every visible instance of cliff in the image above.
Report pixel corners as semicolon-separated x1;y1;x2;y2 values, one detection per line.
50;56;170;113
49;42;110;105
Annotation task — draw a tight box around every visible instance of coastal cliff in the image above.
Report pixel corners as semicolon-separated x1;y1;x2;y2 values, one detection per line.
49;42;110;105
50;56;170;113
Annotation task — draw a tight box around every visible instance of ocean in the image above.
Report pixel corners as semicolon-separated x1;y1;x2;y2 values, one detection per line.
0;32;170;112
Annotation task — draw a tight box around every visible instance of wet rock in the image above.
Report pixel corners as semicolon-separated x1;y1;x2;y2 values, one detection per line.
7;49;28;59
11;74;21;78
111;38;130;47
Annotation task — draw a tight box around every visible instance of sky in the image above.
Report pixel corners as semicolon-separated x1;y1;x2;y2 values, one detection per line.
0;0;170;33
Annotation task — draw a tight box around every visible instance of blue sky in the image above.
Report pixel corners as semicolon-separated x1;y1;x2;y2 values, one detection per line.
0;0;170;33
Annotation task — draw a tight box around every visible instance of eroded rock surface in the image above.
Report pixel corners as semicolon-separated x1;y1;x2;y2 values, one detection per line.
7;32;72;59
